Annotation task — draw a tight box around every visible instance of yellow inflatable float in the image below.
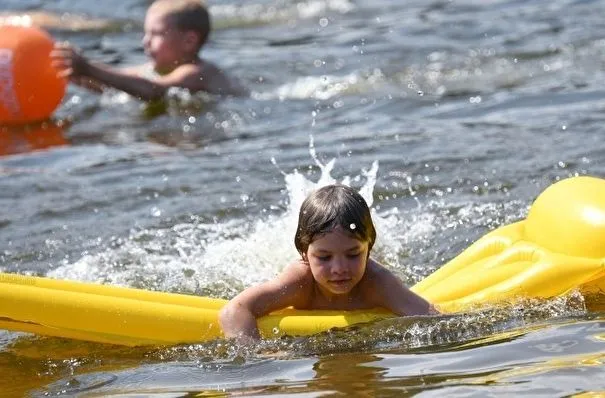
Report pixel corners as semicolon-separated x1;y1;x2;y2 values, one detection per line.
0;176;603;346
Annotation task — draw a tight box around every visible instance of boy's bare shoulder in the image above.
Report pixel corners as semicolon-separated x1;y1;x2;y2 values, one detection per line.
133;59;247;97
197;59;249;97
280;260;313;281
358;259;398;294
121;63;154;77
273;260;314;309
364;259;392;279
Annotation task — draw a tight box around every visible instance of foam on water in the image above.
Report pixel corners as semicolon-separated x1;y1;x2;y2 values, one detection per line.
211;0;354;29
0;330;24;350
252;69;387;101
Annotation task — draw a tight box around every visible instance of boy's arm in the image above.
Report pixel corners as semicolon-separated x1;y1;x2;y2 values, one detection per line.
70;76;106;93
365;259;437;316
51;43;202;101
71;64;148;93
219;261;312;343
77;63;173;101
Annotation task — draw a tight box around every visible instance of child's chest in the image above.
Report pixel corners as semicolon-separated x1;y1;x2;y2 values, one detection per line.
306;286;376;311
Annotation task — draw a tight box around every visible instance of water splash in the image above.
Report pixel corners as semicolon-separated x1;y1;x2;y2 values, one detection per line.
251;291;588;358
0;330;24;351
46;143;399;297
43;142;528;298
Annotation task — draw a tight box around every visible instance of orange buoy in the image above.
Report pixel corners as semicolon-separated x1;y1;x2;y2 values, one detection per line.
0;25;66;125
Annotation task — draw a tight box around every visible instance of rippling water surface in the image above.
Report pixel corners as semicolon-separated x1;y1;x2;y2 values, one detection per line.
1;0;604;396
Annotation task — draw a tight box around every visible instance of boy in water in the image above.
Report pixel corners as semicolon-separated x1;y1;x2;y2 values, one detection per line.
219;185;436;342
51;0;247;100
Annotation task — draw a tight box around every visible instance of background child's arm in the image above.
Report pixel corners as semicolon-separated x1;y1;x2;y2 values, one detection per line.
365;259;437;316
69;76;106;93
62;61;148;94
219;261;312;342
51;43;203;101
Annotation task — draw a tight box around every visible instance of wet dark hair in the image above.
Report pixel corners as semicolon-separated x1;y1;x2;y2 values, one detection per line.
152;0;211;50
294;184;377;257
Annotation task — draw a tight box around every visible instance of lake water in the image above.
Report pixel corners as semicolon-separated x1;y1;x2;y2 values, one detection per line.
1;0;605;396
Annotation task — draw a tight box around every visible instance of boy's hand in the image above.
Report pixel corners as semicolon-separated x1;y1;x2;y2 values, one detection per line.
50;42;90;79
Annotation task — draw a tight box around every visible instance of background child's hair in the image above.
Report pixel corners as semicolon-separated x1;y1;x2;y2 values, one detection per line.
151;0;211;49
294;184;376;257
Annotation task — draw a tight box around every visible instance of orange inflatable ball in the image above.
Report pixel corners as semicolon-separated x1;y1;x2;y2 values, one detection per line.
0;25;66;125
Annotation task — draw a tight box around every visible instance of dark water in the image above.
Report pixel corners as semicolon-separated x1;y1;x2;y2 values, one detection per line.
1;0;605;396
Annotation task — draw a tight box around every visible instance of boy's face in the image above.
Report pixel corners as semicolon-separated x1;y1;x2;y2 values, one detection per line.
305;226;369;297
143;7;196;72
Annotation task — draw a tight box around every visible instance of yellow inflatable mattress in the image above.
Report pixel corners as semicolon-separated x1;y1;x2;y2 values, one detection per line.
1;176;603;346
